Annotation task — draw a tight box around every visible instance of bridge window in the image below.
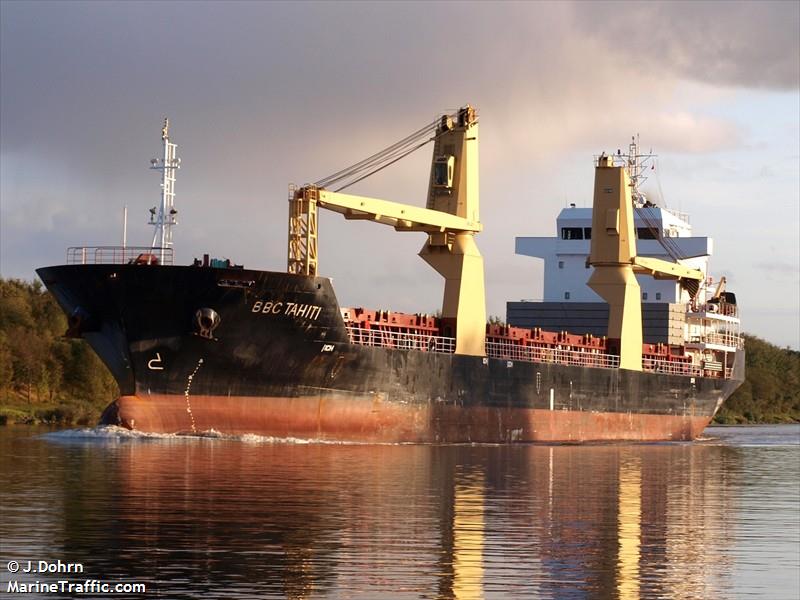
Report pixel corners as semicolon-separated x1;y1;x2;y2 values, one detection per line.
642;292;648;300
558;261;564;269
564;291;571;300
656;292;662;300
637;227;658;239
561;227;583;240
584;227;592;239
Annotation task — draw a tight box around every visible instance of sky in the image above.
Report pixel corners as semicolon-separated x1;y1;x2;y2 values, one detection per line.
1;0;798;349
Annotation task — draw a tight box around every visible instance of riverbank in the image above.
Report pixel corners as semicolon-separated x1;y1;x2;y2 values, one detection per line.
713;334;800;424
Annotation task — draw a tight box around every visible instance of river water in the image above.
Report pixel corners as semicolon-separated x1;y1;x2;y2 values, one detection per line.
0;425;797;599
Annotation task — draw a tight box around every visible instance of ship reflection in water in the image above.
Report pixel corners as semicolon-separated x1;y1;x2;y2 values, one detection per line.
0;427;798;599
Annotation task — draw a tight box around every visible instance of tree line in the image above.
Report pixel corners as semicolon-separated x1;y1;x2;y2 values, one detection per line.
0;278;118;425
714;334;800;423
0;277;797;425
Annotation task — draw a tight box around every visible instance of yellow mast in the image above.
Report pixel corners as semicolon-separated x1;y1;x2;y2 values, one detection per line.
587;156;644;370
419;106;485;356
588;154;704;370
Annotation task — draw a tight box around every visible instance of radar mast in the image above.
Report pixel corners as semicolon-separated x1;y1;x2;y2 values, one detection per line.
149;118;180;263
625;134;654;207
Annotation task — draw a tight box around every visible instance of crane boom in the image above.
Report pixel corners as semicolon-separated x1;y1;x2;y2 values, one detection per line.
316;189;482;233
287;105;487;356
631;256;704;281
711;276;727;299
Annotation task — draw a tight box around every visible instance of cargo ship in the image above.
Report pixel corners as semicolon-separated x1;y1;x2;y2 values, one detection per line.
37;107;744;442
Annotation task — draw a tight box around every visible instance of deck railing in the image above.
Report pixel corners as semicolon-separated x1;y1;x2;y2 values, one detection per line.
345;327;621;368
642;358;703;377
346;327;455;354
485;341;620;369
66;246;173;265
687;332;743;349
704;332;743;348
345;327;734;379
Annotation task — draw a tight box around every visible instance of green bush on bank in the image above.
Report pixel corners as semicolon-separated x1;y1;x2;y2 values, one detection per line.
0;278;118;425
714;334;800;424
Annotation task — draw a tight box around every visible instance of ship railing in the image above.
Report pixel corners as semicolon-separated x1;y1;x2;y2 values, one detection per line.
642;358;703;377
667;209;691;224
703;332;744;348
345;327;456;354
66;246;174;265
688;332;743;349
485;341;620;369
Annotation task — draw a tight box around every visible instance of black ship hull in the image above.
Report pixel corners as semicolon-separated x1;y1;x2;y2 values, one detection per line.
37;264;744;442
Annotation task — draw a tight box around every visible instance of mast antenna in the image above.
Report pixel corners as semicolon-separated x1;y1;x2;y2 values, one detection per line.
625;134;655;207
149;117;180;263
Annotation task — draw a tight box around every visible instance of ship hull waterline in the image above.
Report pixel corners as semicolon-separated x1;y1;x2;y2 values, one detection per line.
101;393;716;443
37;264;745;443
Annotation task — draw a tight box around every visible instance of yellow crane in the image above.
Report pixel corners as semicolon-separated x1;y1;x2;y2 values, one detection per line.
287;106;487;356
588;154;704;370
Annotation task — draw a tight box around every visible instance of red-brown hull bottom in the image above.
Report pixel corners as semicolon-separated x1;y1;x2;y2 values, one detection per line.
102;394;713;443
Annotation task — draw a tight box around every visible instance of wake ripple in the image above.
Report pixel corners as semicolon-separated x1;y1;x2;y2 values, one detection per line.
41;425;365;445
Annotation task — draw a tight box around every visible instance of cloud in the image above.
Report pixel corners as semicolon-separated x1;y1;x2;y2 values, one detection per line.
573;1;800;90
640;112;740;153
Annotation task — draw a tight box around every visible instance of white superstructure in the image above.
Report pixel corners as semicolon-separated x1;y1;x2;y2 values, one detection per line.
513;140;742;375
516;205;711;304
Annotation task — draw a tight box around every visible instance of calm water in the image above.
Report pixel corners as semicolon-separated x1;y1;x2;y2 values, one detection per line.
0;425;798;599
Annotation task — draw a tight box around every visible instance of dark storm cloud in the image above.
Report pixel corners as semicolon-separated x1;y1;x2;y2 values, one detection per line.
3;0;795;162
573;1;800;90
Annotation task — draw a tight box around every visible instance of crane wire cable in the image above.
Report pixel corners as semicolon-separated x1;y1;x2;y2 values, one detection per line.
637;204;702;298
330;115;461;192
638;205;685;261
315;118;440;188
626;155;688;262
316;127;436;189
333;137;435;193
328;134;433;187
647;159;692;259
314;111;459;190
